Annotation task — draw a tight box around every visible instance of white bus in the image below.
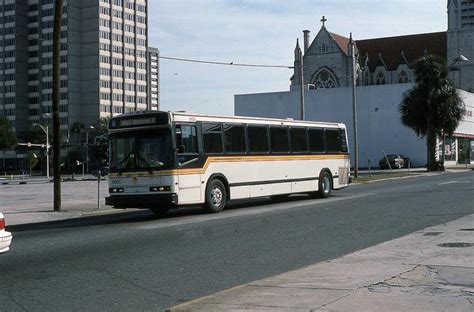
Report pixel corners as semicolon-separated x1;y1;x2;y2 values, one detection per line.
106;111;351;214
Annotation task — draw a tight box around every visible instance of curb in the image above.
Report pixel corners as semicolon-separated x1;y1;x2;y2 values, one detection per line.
6;208;147;232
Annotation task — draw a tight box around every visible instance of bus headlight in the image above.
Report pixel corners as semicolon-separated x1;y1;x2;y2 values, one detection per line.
150;186;171;192
109;188;125;193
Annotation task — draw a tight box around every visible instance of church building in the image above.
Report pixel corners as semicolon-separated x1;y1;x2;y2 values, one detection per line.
235;1;474;167
291;1;473;93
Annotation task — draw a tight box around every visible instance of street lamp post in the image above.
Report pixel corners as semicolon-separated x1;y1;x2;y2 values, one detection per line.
33;123;50;180
445;55;469;166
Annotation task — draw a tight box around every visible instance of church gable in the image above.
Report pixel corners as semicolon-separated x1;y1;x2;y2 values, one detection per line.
306;27;346;56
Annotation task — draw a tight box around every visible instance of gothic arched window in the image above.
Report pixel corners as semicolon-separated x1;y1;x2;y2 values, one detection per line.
398;70;410;84
375;71;386;85
312;69;338;89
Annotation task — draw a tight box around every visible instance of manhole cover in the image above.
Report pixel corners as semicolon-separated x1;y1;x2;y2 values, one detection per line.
423;232;443;236
460;228;474;232
438;243;474;248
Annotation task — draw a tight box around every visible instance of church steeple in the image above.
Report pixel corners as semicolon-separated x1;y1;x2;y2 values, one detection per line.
293;39;303;85
448;0;458;30
294;38;302;60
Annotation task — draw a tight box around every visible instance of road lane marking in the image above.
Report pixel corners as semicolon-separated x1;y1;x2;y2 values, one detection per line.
438;181;471;185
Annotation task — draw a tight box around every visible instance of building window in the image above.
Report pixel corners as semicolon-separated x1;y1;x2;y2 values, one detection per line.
319;43;328;54
375;71;386;85
398;70;410;84
312;69;338;89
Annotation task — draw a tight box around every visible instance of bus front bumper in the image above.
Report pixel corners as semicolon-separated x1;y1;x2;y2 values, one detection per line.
105;193;179;208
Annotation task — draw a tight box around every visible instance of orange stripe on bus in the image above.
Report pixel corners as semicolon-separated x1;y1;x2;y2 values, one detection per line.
110;155;349;178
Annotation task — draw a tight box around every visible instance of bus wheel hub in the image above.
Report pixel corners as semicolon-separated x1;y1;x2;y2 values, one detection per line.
211;187;223;206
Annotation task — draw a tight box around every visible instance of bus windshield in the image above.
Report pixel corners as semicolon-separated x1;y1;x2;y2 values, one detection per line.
109;129;172;171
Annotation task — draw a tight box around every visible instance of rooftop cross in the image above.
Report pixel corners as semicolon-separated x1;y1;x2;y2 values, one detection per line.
321;16;327;27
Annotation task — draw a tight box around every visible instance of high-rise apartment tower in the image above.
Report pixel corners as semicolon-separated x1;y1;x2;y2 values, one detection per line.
0;0;149;134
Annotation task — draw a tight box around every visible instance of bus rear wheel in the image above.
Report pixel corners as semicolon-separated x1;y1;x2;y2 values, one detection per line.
205;179;227;213
318;171;332;198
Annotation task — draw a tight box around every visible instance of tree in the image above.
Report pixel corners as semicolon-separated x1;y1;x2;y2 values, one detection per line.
53;0;64;211
399;55;465;171
0;116;17;169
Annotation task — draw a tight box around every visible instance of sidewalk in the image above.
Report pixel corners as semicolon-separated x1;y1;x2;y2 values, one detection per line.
1;180;141;227
168;214;474;311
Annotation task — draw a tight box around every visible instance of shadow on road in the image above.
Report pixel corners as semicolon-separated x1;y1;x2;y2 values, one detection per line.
7;194;319;233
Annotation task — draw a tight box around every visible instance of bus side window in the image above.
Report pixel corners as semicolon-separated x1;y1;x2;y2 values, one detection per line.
202;123;223;154
325;129;342;153
270;126;290;154
176;124;198;164
248;125;269;153
340;129;348;153
224;124;246;154
309;128;325;153
290;127;308;153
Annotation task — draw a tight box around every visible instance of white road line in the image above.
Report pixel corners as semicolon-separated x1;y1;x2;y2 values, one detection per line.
438;181;471;185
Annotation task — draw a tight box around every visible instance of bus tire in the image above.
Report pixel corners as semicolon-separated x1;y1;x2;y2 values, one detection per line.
318;171;332;198
205;179;227;213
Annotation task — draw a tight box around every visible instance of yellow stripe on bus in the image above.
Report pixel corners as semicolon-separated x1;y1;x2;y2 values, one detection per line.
109;154;349;178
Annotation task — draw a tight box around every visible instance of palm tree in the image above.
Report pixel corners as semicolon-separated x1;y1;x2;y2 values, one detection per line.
399;55;465;171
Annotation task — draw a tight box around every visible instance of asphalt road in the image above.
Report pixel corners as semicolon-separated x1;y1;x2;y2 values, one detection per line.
1;171;473;311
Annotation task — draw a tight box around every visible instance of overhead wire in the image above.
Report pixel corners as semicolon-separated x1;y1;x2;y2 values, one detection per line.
11;33;293;70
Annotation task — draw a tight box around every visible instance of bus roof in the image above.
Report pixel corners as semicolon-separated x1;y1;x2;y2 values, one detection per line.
171;111;346;129
110;110;346;129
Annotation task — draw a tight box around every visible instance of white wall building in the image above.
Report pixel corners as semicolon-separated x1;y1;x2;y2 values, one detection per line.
235;85;474;168
235;3;474;168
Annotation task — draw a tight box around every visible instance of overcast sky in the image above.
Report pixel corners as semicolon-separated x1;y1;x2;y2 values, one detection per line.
148;0;447;115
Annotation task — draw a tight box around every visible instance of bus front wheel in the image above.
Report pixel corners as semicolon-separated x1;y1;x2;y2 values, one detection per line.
318;171;332;198
205;179;227;213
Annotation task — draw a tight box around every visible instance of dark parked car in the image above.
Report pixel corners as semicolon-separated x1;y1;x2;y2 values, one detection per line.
379;154;405;169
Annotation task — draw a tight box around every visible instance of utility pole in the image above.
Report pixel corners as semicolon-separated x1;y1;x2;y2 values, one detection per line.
300;62;305;120
53;0;64;211
349;33;359;178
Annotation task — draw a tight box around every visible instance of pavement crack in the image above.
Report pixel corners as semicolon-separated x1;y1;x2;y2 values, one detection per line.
367;265;423;292
102;268;171;298
6;282;29;312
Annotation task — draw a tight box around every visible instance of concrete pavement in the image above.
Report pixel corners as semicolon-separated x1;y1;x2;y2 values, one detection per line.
1;179;142;227
168;213;474;311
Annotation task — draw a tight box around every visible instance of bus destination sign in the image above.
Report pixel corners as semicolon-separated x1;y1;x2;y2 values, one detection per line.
110;113;170;129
